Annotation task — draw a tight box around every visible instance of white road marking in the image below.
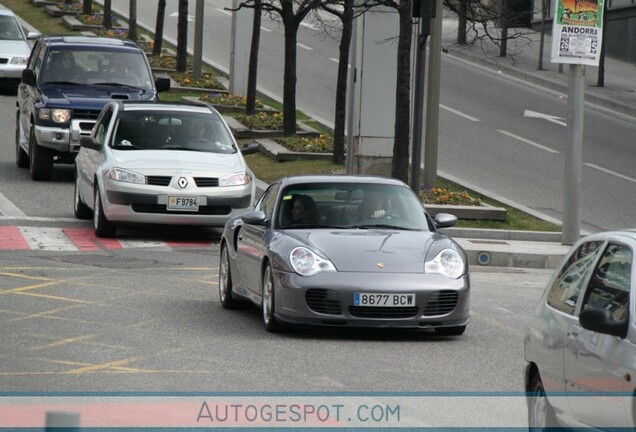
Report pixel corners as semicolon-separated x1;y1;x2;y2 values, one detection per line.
497;130;560;154
329;57;350;68
0;192;26;217
585;163;636;183
440;104;480;122
169;12;195;21
0;216;78;222
300;22;319;31
20;227;79;252
297;43;313;51
119;240;170;249
523;109;567;127
215;8;232;17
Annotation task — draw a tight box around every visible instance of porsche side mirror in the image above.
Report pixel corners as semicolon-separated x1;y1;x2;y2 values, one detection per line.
434;213;458;229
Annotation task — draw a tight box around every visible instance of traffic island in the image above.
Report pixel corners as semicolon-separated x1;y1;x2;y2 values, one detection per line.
224;118;321;140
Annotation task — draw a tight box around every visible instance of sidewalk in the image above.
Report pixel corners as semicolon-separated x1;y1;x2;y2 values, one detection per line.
440;17;636;118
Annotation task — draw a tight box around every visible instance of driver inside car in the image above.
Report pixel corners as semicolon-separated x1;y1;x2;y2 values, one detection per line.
191;120;208;141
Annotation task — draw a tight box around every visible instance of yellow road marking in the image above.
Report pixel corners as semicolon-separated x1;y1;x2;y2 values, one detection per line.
0;271;56;281
0;281;58;294
0;369;214;376
13;291;90;303
65;357;146;374
30;334;97;351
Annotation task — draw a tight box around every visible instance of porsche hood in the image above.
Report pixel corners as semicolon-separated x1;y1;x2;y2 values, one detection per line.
288;230;457;273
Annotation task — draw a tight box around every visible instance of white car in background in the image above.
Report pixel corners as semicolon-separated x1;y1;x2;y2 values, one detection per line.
74;100;259;237
524;229;636;429
0;7;37;87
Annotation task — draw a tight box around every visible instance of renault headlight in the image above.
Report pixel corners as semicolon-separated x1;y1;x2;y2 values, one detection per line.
10;56;28;65
289;247;336;277
105;168;146;184
38;108;71;123
219;172;252;186
425;249;464;279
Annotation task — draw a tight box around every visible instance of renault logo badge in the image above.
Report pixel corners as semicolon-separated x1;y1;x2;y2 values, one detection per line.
178;177;188;189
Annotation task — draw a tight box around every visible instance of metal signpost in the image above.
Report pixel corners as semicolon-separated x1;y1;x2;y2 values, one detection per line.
410;0;433;193
551;0;605;244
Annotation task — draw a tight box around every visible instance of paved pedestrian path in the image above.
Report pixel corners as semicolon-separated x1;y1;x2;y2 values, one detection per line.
0;226;215;251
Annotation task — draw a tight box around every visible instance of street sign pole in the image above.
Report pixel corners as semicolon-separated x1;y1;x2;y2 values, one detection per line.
563;64;584;244
193;0;204;79
410;0;432;193
550;0;605;244
423;0;442;190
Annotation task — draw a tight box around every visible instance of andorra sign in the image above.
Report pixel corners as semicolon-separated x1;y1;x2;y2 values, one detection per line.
551;0;605;66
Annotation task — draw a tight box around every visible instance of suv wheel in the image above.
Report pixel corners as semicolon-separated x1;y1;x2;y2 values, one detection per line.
15;113;29;168
29;127;53;181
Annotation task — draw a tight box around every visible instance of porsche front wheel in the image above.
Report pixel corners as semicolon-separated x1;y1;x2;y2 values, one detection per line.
262;263;280;333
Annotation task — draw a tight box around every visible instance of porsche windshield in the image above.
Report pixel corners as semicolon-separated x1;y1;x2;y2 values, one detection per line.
277;183;433;231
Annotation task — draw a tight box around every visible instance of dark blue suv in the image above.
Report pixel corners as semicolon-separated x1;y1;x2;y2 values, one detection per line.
15;35;170;181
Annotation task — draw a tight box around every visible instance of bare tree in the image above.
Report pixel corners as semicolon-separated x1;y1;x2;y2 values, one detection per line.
597;0;608;87
83;0;93;15
320;0;356;164
457;0;467;45
153;0;167;56
390;0;412;182
103;0;112;29
236;0;331;136
445;0;533;57
246;0;262;115
177;0;189;72
128;0;138;42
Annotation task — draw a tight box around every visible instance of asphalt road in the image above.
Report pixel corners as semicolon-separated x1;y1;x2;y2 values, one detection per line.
0;244;552;395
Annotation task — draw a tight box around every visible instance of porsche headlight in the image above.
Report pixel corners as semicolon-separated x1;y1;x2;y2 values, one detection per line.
289;246;336;277
105;168;146;184
219;172;252;186
38;108;72;123
425;249;464;279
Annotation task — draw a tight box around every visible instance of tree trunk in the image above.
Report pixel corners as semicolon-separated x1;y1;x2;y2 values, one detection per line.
499;0;508;57
538;0;546;70
332;0;354;165
392;0;412;183
457;0;467;45
282;18;298;136
128;0;137;42
597;1;607;87
246;0;262;115
153;0;166;56
103;0;112;29
176;0;189;73
83;0;93;15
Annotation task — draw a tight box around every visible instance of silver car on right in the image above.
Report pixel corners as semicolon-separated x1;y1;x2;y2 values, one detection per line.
524;229;636;429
